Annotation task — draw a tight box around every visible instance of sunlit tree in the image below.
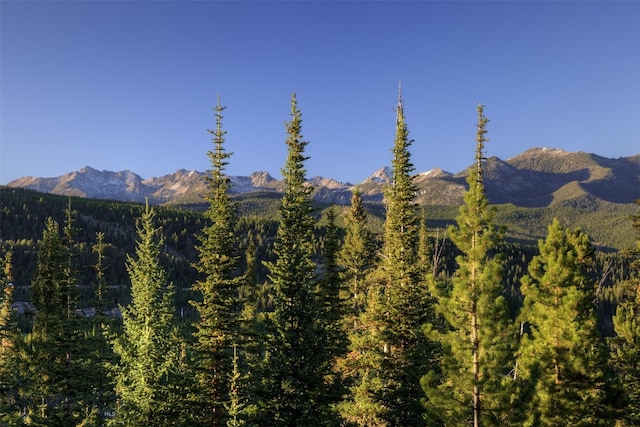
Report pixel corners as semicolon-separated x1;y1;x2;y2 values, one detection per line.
423;105;517;426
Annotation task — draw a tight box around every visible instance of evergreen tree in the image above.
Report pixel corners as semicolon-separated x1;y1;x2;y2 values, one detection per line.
423;105;516;426
110;203;190;426
0;249;22;425
417;209;432;282
260;94;332;425
15;213;93;425
191;95;244;426
318;207;349;417
0;250;15;357
342;90;437;426
226;344;246;427
518;218;612;426
339;189;377;317
610;200;640;425
318;207;348;360
376;91;438;426
83;231;117;426
336;274;388;427
335;189;381;426
31;217;68;323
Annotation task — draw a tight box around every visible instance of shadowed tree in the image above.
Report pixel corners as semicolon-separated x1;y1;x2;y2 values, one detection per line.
318;207;348;360
260;94;334;426
15;210;95;425
317;207;349;417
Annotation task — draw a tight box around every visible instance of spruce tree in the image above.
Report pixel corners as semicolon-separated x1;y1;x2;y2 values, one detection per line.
376;91;438;426
21;217;68;424
0;250;22;425
339;189;376;317
423;105;516;427
318;207;348;360
260;94;332;425
111;203;190;426
342;91;437;426
83;231;117;425
16;214;92;425
0;250;15;355
518;218;612;426
191;95;243;426
336;276;388;427
318;207;349;416
610;201;640;426
335;189;381;426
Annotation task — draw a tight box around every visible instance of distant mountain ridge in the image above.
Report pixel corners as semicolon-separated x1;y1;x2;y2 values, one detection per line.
6;148;640;207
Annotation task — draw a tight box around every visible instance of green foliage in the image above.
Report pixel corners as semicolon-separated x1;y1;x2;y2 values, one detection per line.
424;105;517;426
190;96;245;426
495;201;639;250
336;278;388;427
10;214;104;424
0;187;202;310
609;200;640;425
344;93;437;426
318;207;349;359
317;207;349;417
339;189;377;316
1;99;639;427
110;205;191;426
518;218;613;426
260;94;334;425
0;250;23;425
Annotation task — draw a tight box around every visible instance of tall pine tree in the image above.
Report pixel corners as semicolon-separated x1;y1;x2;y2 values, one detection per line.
317;207;349;417
423;105;517;427
342;89;437;426
16;212;94;425
339;189;377;317
318;207;348;361
518;218;612;426
83;231;117;426
335;190;382;426
191;96;244;426
111;203;190;426
260;94;333;426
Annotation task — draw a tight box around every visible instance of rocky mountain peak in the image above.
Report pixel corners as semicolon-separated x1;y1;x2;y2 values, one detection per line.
418;167;451;178
5;148;640;208
250;171;276;186
365;166;392;184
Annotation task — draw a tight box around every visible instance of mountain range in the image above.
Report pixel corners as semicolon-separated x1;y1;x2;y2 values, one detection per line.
6;147;640;208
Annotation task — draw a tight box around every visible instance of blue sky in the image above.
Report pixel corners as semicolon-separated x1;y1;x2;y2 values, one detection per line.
2;1;639;185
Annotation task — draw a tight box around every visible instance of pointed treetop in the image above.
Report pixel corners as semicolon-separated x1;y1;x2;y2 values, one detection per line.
475;104;489;183
396;81;404;120
291;92;298;116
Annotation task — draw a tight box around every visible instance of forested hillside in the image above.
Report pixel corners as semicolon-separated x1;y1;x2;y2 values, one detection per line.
1;97;639;425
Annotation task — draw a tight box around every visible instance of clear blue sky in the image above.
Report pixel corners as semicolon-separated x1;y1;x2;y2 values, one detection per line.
2;1;639;185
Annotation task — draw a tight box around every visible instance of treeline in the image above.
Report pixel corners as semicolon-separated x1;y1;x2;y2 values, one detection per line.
1;94;639;426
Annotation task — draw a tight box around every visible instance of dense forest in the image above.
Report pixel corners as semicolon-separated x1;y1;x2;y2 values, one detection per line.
1;95;639;426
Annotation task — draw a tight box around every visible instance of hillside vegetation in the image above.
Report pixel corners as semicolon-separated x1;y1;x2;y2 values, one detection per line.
1;97;639;426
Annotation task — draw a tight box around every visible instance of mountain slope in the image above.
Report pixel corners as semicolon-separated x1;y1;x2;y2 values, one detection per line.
6;148;640;208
